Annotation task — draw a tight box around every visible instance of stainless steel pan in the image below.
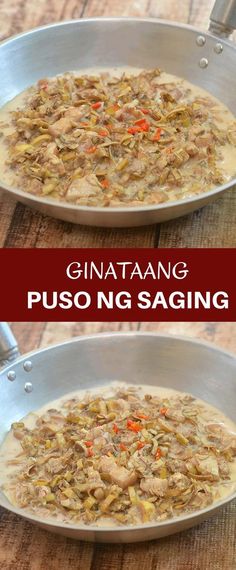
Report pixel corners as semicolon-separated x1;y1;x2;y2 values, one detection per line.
0;2;236;227
0;322;235;542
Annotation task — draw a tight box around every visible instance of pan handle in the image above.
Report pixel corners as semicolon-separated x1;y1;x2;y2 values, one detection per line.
0;322;20;367
209;0;236;37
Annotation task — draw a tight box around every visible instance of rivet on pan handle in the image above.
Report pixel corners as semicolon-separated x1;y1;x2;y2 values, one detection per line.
0;322;20;368
209;0;236;37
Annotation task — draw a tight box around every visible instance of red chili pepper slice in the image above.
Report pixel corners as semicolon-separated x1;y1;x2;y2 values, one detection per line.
136;412;149;420
153;127;163;141
101;178;110;189
134;118;148;126
141;123;150;132
119;443;127;451
155;448;162;460
91;102;102;110
127;419;141;432
160;407;168;416
128;120;150;134
99;129;109;137
127;126;142;135
85;441;93;447
113;423;120;434
86;146;97;154
135;119;150;131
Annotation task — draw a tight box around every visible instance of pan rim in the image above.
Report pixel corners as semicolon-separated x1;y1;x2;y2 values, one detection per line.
1;330;236;534
2;330;236;369
0;17;236;216
1;16;236;50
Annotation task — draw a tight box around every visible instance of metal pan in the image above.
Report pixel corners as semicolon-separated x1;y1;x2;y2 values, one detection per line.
0;322;235;543
0;2;236;227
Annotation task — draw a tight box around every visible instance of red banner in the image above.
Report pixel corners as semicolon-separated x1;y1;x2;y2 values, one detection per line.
1;248;235;321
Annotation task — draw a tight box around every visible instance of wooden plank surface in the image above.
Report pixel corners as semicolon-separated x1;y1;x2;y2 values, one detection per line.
0;321;236;570
1;0;236;248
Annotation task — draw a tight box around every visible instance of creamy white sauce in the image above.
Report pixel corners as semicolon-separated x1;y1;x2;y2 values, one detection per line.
0;68;236;195
0;381;235;527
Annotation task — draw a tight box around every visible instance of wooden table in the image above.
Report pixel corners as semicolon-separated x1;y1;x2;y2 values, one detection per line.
1;0;236;248
0;321;235;569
